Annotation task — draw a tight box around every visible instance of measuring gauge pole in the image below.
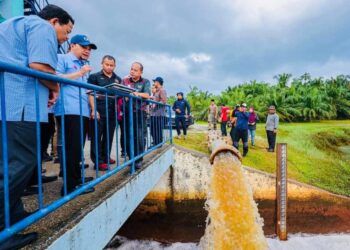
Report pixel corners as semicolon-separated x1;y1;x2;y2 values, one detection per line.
276;143;288;240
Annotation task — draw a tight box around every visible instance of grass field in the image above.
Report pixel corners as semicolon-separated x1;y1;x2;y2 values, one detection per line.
173;120;350;196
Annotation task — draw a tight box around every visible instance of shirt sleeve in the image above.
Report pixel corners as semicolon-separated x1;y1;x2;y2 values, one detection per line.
275;115;279;129
142;80;151;96
56;55;66;75
87;73;96;85
26;19;58;70
159;89;167;104
185;100;191;115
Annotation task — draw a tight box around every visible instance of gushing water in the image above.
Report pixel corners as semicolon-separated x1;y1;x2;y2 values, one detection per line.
200;151;268;250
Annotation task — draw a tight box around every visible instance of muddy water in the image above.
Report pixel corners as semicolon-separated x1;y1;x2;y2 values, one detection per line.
116;195;350;244
200;152;267;249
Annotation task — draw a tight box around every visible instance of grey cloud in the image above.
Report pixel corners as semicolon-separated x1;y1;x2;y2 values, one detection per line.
51;0;350;95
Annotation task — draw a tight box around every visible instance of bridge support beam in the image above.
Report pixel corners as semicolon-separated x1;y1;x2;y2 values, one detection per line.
47;146;174;250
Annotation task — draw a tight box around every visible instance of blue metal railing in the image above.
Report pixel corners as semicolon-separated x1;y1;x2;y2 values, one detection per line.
0;60;172;242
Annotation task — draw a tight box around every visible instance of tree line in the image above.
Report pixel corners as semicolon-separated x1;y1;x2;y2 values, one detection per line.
167;73;350;122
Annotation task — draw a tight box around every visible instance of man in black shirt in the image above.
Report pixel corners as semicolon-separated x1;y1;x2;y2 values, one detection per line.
88;55;121;170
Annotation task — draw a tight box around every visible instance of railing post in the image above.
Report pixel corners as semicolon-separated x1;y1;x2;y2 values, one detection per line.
168;106;172;144
129;97;135;174
34;81;43;208
105;93;110;170
93;91;99;177
79;87;85;184
276;143;288;240
0;72;10;228
115;97;119;166
60;84;67;196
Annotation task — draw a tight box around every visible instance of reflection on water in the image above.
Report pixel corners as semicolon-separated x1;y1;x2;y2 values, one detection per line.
200;152;267;250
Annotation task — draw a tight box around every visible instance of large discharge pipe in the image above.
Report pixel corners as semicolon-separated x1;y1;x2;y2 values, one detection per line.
201;131;268;250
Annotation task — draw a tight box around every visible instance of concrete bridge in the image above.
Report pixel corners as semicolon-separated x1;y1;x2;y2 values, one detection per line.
23;145;174;250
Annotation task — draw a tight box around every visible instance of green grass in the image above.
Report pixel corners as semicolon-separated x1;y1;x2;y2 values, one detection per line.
174;120;350;196
173;133;209;154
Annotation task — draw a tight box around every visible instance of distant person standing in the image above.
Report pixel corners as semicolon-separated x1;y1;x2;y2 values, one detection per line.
88;55;121;169
208;99;217;130
220;104;230;136
150;77;167;145
233;103;250;156
229;104;240;144
173;92;191;139
248;106;259;146
266;105;279;152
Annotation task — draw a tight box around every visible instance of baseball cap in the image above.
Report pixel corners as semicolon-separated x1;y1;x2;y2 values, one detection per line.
241;103;247;107
70;34;97;50
152;77;164;85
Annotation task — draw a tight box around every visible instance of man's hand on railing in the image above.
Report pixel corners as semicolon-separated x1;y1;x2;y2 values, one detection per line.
48;89;59;107
90;110;100;120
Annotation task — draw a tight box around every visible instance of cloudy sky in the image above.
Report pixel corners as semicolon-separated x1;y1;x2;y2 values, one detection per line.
51;0;350;95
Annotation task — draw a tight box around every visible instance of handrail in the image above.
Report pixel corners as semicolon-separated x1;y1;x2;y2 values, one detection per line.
0;60;172;243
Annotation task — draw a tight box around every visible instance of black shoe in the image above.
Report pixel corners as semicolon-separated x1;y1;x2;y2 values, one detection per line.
268;149;274;152
1;232;38;250
77;177;94;185
80;163;89;169
11;210;33;223
135;162;142;170
22;186;42;196
42;175;58;183
42;153;53;162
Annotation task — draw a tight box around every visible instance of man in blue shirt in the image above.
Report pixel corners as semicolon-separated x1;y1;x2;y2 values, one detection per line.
55;34;97;195
0;5;74;248
172;92;191;139
233;103;250;156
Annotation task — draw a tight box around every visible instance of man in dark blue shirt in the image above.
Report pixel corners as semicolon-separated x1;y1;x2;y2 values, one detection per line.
88;55;122;170
172;92;191;139
233;103;250;156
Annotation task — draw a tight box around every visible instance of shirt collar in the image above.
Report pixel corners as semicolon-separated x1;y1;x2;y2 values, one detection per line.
129;76;143;83
68;52;89;65
99;70;116;79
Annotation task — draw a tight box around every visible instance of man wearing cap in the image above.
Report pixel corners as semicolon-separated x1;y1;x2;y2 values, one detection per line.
266;105;279;152
122;62;151;170
88;55;121;170
54;34;97;195
150;77;167;145
0;4;74;248
172;92;191;139
233;103;250;156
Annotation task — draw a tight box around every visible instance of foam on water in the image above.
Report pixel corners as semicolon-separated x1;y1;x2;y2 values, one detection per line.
111;234;350;250
200;152;268;250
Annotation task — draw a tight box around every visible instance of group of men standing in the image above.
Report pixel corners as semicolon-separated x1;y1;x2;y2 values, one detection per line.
208;100;279;156
0;4;169;248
